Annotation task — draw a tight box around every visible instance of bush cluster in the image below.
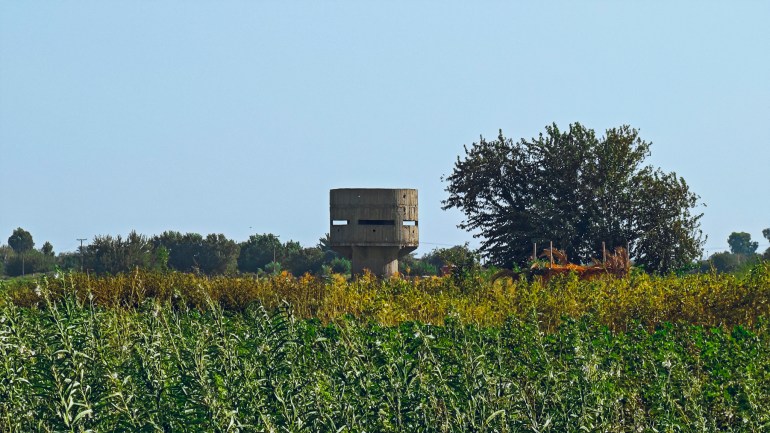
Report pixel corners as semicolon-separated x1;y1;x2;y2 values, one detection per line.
4;262;770;330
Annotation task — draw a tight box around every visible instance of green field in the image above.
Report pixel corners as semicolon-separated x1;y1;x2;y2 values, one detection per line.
2;269;770;431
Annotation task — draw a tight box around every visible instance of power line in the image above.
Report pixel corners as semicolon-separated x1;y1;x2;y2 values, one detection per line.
703;243;770;252
420;241;457;247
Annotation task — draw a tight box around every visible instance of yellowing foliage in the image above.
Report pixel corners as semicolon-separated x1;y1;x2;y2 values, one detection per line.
3;263;770;331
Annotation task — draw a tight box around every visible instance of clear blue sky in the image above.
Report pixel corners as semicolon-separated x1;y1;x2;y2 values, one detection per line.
2;2;769;257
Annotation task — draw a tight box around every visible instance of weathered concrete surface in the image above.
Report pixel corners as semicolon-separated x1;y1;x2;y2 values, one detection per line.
330;188;418;276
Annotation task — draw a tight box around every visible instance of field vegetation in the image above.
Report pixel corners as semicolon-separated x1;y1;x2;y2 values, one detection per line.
2;266;770;431
3;264;770;330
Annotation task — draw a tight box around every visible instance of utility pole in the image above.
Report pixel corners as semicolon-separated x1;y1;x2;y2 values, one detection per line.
77;238;87;272
273;235;280;272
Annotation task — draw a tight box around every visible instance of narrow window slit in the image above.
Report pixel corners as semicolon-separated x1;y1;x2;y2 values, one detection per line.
358;219;395;226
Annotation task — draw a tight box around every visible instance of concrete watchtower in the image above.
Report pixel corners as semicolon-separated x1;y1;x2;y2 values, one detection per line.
329;188;419;276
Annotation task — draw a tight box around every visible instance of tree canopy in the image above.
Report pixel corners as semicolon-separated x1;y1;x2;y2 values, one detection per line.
702;231;763;274
8;227;34;254
727;232;758;256
442;123;704;273
237;234;283;273
7;227;35;275
41;241;54;256
85;231;155;274
154;231;239;274
1;229;350;277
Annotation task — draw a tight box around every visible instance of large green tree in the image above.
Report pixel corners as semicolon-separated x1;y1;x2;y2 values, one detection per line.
154;231;239;275
237;234;283;273
196;234;240;275
442;123;704;273
41;241;54;257
8;227;34;275
85;231;154;274
763;228;770;260
154;231;203;272
727;232;758;256
285;247;326;275
3;250;50;276
418;244;479;276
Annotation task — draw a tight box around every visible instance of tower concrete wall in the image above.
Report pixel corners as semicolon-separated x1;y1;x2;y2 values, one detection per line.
329;188;418;276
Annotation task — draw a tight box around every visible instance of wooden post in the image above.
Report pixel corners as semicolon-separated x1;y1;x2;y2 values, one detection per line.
626;241;630;264
533;242;537;261
549;241;553;266
602;241;606;264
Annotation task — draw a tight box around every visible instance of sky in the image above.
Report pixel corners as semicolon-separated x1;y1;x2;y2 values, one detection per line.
1;2;769;257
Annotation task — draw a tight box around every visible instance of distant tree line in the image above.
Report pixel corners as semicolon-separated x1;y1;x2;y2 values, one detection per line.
1;228;470;278
701;230;770;274
4;225;768;278
1;228;56;277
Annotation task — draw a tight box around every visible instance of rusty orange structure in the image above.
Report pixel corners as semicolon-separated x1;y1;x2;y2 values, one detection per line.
493;246;630;281
532;246;630;280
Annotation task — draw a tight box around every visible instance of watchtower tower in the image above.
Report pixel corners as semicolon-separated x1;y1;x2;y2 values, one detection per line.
329;188;418;276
